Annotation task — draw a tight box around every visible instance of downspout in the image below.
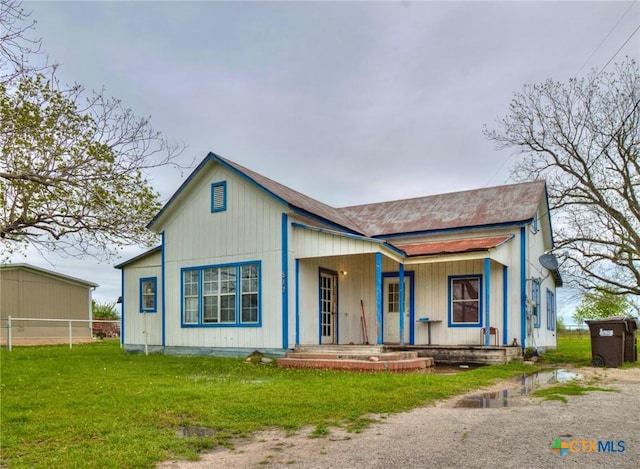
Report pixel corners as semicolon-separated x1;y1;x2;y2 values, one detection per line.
89;286;95;339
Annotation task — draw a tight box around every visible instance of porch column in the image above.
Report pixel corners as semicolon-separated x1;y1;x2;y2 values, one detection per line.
376;252;383;345
484;257;491;346
399;263;405;346
520;227;527;349
282;213;289;350
502;265;508;346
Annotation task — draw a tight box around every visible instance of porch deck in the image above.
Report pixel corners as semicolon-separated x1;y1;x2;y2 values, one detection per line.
385;344;523;365
277;344;522;371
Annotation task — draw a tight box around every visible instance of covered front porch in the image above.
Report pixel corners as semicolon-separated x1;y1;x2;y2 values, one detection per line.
291;222;519;351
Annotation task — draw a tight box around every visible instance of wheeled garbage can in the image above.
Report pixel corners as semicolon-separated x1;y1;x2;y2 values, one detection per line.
585;318;628;368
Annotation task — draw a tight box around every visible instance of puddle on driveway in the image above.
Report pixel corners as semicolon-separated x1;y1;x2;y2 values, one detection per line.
454;369;582;408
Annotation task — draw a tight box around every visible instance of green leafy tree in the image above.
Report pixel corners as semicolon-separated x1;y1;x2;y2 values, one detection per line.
92;300;120;320
484;59;640;297
0;0;184;259
572;289;631;325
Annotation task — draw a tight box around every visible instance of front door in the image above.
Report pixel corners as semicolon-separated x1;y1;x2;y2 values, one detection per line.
383;277;411;344
320;271;337;344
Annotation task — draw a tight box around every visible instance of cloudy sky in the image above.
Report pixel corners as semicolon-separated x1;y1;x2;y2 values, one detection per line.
12;1;640;322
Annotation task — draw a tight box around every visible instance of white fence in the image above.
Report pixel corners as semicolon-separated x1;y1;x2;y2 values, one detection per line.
4;316;121;351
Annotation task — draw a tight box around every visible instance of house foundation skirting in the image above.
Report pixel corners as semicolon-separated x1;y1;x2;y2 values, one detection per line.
123;344;288;358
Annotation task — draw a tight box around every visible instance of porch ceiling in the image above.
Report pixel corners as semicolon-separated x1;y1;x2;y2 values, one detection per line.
394;235;514;257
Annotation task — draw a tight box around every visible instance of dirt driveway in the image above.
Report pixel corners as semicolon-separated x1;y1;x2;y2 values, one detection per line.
158;367;640;469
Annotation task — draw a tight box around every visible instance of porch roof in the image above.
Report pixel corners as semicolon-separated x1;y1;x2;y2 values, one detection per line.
394;235;514;257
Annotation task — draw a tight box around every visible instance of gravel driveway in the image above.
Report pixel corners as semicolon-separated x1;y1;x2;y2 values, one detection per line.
158;367;640;469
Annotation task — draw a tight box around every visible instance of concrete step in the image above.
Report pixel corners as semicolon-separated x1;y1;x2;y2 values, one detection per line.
294;345;384;354
277;356;434;372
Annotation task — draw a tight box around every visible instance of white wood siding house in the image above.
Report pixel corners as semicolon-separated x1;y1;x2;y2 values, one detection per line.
116;153;561;356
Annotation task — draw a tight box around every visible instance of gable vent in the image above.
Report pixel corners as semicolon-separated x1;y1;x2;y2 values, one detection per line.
211;181;227;213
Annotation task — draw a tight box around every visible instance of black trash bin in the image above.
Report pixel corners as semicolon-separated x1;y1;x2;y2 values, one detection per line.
585;318;627;367
624;318;639;363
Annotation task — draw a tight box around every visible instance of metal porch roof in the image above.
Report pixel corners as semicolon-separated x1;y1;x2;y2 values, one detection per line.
394;235;514;257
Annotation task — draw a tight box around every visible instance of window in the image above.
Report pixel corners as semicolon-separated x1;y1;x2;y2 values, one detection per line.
532;279;541;328
387;282;400;313
183;270;199;323
211;181;227;213
449;276;482;326
140;277;157;313
546;289;556;331
532;210;539;233
181;262;260;327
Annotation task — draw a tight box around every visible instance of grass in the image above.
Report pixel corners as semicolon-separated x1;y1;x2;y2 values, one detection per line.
0;341;534;468
539;334;594;365
541;331;640;368
1;333;637;468
532;382;616;403
536;332;639;403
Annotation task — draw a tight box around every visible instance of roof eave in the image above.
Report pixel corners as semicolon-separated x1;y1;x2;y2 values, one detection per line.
114;246;162;269
0;263;99;288
377;219;534;240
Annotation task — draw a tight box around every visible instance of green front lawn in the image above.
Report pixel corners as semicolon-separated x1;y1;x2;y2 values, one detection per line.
1;341;533;468
2;333;637;468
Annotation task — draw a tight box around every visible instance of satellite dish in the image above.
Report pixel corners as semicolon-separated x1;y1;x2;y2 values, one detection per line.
539;253;559;271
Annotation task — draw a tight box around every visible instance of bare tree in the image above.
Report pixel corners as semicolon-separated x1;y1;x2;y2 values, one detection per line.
0;0;42;83
484;59;640;297
0;0;186;259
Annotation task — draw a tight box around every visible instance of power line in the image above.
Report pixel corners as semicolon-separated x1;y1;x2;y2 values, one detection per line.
575;1;638;77
598;22;640;76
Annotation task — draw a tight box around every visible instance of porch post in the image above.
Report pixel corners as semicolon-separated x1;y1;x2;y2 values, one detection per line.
503;266;508;346
520;227;527;349
376;252;383;345
295;259;300;346
282;213;289;350
399;263;405;346
484;257;491;346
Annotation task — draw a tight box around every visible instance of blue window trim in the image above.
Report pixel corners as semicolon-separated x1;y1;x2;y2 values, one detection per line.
180;260;262;328
546;288;556;331
448;274;483;328
532;279;541;328
211;181;227;213
139;277;157;313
